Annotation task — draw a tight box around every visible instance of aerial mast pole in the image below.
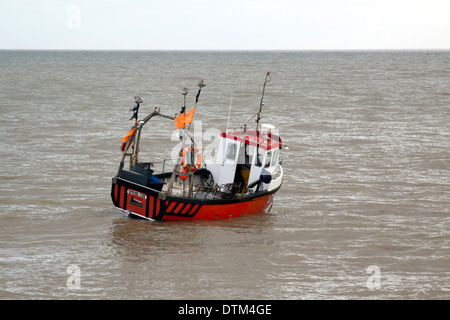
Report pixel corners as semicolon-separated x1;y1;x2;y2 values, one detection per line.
256;72;271;133
129;96;142;169
167;80;205;196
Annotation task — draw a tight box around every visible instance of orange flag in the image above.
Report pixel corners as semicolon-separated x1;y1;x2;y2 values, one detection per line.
174;113;186;129
122;127;136;142
121;127;136;151
174;107;196;129
185;107;196;124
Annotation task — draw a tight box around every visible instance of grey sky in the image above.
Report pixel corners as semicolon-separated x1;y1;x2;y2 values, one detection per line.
1;0;449;50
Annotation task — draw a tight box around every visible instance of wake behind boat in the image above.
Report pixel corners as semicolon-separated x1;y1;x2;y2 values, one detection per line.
111;73;283;221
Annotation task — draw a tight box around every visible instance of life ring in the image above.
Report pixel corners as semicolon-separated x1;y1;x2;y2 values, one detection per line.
180;145;202;172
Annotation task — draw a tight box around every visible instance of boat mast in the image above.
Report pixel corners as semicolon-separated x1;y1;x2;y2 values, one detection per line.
254;72;271;167
166;80;205;196
129;96;142;169
256;72;271;133
118;97;175;175
234;72;271;133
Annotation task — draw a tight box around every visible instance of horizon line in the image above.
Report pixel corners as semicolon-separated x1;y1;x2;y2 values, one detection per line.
1;48;449;52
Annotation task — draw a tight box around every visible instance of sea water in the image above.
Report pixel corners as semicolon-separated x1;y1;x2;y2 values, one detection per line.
0;50;449;299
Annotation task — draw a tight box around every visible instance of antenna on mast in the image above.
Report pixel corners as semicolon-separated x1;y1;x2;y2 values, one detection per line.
181;88;189;115
256;72;271;132
130;96;142;121
226;92;233;132
233;72;272;132
195;79;206;104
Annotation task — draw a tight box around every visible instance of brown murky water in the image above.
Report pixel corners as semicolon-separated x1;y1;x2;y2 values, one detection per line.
0;50;449;299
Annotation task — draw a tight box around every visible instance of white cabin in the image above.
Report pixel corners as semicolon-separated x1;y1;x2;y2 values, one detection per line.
205;124;283;194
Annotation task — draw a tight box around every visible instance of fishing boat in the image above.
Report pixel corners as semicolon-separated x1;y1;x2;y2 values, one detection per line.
111;73;283;221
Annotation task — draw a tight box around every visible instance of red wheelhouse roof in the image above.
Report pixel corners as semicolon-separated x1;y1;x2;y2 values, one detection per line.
220;130;282;151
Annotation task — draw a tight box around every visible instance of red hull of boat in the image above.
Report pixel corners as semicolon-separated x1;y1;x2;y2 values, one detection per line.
111;177;277;221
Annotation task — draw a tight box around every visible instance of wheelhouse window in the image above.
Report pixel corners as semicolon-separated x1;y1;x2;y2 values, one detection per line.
264;150;272;168
271;148;279;167
226;142;237;161
255;147;264;167
244;143;255;167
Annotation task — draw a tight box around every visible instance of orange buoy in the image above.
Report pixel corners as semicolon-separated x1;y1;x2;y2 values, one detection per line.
179;167;188;181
